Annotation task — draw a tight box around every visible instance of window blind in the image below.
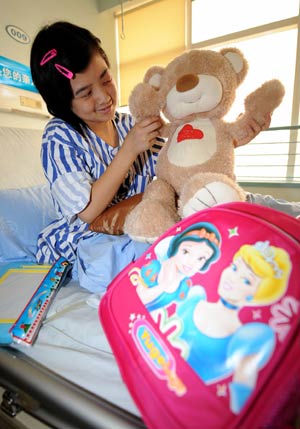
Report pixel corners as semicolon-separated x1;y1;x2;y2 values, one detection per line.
235;125;300;183
116;0;186;106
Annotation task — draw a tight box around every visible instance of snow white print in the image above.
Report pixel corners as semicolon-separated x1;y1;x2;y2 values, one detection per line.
173;241;291;414
132;222;221;313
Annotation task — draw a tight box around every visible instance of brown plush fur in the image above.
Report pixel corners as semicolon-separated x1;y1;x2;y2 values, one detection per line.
124;48;285;242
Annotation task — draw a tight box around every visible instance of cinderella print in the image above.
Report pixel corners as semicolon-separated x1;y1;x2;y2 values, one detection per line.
174;240;291;414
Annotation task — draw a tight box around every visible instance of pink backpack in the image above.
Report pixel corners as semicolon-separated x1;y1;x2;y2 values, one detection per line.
99;202;300;429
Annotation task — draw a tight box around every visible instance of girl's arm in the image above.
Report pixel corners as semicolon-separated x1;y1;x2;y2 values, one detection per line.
78;116;162;224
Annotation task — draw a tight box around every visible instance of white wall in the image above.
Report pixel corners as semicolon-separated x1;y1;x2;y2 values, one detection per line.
1;0;100;65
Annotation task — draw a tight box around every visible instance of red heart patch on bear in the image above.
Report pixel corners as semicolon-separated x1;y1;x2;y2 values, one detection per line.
177;124;204;143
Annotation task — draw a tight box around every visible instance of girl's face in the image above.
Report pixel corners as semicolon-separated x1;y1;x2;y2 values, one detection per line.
173;240;214;277
218;256;261;306
70;52;117;128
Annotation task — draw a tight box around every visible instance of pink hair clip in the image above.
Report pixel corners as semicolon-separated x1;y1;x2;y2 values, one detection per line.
40;48;73;79
54;64;73;80
40;48;57;66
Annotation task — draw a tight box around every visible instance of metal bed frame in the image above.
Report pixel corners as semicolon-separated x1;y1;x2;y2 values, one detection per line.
0;347;146;429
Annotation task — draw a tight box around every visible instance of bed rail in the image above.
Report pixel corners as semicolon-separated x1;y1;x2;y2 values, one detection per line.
0;347;146;429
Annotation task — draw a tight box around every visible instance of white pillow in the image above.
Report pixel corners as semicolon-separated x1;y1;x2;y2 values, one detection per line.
0;184;56;262
0;126;46;189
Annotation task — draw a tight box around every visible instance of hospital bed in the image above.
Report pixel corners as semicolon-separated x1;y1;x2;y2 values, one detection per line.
0;122;299;429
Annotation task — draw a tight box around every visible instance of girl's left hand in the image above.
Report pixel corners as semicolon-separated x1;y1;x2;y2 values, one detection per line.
123;116;163;156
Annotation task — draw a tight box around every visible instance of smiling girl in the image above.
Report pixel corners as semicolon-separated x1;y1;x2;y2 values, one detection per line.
30;21;163;292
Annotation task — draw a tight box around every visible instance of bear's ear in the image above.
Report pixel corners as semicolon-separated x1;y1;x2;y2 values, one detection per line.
129;65;165;121
220;47;248;86
143;66;165;89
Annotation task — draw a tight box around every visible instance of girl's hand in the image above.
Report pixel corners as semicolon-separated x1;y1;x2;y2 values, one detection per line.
124;116;163;156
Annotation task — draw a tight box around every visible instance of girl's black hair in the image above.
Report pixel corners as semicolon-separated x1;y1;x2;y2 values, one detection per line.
30;21;110;134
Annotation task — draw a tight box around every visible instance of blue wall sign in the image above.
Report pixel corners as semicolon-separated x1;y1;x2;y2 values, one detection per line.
0;56;38;93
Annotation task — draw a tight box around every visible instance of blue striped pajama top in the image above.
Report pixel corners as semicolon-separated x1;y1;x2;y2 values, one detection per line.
35;112;162;264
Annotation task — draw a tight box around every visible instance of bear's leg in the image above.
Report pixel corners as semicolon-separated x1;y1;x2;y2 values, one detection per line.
179;173;246;218
124;179;180;243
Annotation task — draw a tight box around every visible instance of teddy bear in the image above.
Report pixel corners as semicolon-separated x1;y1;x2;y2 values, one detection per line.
123;47;285;243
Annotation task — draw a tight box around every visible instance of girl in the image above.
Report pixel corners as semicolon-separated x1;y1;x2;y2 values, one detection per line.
30;21;163;293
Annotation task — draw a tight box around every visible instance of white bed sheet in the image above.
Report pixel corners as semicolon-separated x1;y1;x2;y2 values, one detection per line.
11;278;140;417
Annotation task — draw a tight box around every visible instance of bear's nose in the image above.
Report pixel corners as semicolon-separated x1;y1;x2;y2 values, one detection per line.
176;74;199;92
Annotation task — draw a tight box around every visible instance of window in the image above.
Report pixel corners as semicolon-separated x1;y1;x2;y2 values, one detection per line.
191;0;300;183
191;0;299;43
